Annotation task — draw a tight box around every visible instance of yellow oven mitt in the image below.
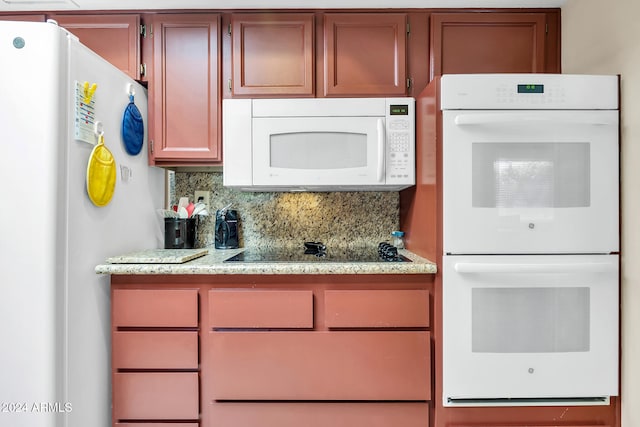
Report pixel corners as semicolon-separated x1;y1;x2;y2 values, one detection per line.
86;134;116;207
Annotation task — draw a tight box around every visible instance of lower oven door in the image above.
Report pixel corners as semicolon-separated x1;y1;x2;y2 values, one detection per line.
442;254;619;406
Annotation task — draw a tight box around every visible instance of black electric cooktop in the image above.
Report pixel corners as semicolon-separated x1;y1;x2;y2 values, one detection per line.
223;243;411;263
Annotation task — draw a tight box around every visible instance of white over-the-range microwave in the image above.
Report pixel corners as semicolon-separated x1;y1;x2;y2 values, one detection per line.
222;97;415;191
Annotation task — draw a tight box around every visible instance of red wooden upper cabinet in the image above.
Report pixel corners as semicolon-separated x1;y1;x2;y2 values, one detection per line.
430;12;547;78
231;13;314;97
323;13;408;97
49;14;141;80
148;14;221;164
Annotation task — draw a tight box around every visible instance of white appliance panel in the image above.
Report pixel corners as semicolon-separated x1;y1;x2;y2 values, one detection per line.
223;97;415;191
436;74;620;407
442;254;619;405
0;21;67;427
441;73;619;110
0;21;164;427
443;109;619;254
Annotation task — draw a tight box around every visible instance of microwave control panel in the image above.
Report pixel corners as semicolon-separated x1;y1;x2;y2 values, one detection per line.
386;99;415;184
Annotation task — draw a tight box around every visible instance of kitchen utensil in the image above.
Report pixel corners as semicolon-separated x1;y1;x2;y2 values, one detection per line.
178;197;189;210
192;202;207;216
186;202;195;218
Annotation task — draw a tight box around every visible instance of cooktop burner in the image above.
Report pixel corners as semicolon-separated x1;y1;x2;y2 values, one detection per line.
223;242;411;263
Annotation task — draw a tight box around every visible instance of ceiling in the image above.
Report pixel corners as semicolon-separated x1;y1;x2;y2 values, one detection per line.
0;0;566;12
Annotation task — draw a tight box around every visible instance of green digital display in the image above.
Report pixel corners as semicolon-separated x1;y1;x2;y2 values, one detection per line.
517;84;544;94
390;104;409;115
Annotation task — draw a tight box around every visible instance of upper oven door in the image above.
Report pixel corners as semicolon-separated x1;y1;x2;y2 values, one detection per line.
443;110;619;254
252;117;385;187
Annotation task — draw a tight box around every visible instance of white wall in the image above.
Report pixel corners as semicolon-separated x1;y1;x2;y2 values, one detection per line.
563;2;640;425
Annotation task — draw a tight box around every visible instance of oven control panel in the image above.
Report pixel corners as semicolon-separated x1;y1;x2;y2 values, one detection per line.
441;74;619;110
385;99;415;184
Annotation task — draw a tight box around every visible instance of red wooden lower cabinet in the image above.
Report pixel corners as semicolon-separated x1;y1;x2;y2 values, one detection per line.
209;331;430;400
209;402;429;427
111;274;434;427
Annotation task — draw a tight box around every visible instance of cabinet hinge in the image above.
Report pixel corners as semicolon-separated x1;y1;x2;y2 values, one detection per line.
141;23;153;38
149;139;154;154
406;23;410;35
228;79;232;91
545;23;549;34
228;23;232;36
140;63;147;77
407;78;412;89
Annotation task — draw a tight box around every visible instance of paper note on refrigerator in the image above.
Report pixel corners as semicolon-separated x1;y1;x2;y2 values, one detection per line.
74;80;97;144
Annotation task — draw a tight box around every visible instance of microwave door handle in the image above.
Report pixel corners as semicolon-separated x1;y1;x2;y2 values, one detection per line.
377;118;385;182
453;262;617;274
454;113;616;127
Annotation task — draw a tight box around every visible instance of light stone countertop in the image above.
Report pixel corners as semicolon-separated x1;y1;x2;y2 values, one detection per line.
95;247;437;275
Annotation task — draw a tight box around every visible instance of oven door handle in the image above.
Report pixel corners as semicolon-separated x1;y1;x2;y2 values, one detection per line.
453;113;615;127
453;261;617;274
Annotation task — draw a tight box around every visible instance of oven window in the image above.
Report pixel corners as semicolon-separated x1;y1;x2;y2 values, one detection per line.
471;287;590;353
270;131;367;169
472;143;590;208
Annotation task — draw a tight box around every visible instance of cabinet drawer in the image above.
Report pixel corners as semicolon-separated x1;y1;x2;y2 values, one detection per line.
210;402;429;427
209;331;430;400
113;372;199;420
324;290;429;328
113;331;198;369
113;289;198;327
208;290;313;329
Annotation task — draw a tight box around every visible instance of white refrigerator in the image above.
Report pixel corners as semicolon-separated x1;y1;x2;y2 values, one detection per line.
0;21;164;427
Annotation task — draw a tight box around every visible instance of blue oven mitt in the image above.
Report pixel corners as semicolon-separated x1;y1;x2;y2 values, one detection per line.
121;93;144;155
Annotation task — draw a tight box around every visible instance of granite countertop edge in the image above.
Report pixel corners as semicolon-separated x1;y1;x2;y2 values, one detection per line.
95;248;437;275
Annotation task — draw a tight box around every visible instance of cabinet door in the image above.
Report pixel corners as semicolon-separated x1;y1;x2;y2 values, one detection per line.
231;13;314;96
430;12;546;78
49;14;140;79
149;14;221;164
323;13;407;97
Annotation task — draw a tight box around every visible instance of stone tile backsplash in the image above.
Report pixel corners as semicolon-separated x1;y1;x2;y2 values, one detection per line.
173;171;399;249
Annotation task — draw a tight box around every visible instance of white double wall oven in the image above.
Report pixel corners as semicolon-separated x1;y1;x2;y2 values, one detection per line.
440;74;620;406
